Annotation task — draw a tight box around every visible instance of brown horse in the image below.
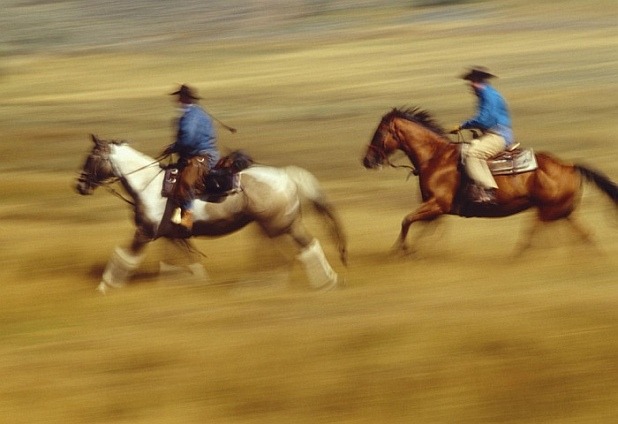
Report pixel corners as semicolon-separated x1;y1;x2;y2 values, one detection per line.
362;107;618;252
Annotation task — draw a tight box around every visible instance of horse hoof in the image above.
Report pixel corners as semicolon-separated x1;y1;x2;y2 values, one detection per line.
96;281;108;295
390;242;406;254
318;277;339;292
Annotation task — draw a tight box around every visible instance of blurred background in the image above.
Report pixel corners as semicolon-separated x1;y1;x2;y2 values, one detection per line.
1;1;617;423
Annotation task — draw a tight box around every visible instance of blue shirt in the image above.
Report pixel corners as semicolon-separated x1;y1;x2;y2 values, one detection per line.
174;104;220;168
461;84;513;145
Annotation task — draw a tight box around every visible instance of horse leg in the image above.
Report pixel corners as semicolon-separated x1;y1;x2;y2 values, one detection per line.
514;214;594;257
287;220;339;291
97;229;149;294
395;199;444;254
565;215;595;245
158;239;207;280
514;218;542;256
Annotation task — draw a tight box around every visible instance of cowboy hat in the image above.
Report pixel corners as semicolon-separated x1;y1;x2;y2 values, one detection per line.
170;84;201;100
460;66;497;82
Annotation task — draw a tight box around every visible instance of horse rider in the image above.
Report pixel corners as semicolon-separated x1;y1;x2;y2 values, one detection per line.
451;66;514;203
162;84;221;230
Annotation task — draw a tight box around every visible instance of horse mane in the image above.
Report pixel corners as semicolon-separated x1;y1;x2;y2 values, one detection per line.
387;107;447;137
100;137;155;164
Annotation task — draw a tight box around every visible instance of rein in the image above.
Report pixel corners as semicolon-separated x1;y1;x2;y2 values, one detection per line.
387;157;418;179
367;131;419;178
109;158;165;205
103;182;135;206
374;122;477;179
83;151;168;206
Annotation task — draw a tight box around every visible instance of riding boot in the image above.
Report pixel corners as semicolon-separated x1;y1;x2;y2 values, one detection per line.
171;207;182;224
179;210;194;230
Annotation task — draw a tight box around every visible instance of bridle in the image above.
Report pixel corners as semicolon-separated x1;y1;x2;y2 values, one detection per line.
78;148;116;187
78;146;164;206
367;121;418;177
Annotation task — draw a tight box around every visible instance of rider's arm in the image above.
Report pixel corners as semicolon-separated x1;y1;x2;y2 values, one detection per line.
460;87;499;130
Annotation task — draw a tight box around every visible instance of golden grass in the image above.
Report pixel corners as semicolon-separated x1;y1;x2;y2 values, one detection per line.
1;1;617;423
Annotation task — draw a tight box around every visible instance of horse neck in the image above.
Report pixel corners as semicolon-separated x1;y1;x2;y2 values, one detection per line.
109;144;162;199
395;119;449;170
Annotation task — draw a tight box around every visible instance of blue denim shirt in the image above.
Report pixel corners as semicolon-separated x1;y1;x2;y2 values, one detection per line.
461;84;513;145
174;104;220;168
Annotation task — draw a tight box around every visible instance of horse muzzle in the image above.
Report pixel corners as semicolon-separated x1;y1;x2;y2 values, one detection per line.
75;179;94;195
362;156;382;169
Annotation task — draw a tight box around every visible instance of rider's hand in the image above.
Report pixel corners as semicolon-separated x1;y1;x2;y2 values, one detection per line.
448;125;461;135
161;144;175;156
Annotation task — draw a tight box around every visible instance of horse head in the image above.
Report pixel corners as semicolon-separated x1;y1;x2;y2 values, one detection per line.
75;134;117;195
362;109;401;169
363;107;449;172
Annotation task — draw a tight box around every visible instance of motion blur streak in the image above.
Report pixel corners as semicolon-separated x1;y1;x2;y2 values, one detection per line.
0;1;616;423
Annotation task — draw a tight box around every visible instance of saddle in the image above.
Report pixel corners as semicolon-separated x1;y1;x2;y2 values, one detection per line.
488;144;538;175
161;150;254;201
460;143;538;176
455;143;538;207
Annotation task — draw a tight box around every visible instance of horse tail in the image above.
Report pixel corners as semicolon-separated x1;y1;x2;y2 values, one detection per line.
575;164;618;205
284;166;348;266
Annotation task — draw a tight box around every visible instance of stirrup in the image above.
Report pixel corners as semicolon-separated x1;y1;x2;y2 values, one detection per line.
476;188;496;204
469;185;496;204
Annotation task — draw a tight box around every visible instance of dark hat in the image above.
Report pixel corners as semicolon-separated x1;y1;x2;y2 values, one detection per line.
460;66;497;82
170;84;201;100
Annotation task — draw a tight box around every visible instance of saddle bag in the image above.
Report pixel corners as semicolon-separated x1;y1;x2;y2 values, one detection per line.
161;150;253;199
162;167;235;198
202;150;253;196
203;168;235;195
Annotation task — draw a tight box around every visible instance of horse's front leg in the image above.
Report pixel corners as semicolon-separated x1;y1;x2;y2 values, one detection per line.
97;229;151;294
395;198;444;253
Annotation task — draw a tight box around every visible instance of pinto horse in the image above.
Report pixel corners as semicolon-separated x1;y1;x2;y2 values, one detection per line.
76;135;347;292
362;107;618;253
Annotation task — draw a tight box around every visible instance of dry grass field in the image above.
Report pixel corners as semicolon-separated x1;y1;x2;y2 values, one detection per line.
1;1;617;423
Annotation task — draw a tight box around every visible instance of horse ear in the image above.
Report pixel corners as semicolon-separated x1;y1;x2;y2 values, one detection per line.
90;134;107;148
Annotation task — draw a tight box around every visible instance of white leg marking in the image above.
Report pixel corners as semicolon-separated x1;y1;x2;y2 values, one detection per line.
297;239;338;291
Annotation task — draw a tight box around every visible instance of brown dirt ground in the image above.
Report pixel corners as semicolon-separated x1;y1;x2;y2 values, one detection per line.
1;1;617;423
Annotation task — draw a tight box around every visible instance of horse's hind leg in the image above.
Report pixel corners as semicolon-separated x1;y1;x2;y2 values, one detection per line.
566;215;595;245
287;220;338;291
158;239;207;280
514;213;594;257
514;218;542;256
286;220;314;250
